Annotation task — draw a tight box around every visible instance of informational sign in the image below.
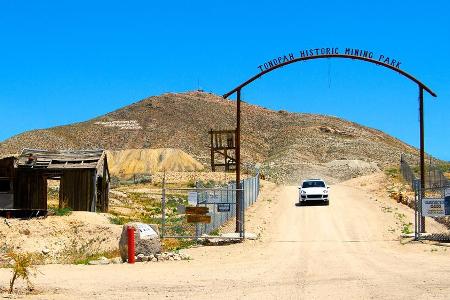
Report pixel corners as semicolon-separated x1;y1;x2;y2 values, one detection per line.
413;179;421;192
422;198;447;217
188;192;198;206
187;215;211;224
185;206;209;215
207;193;221;203
217;203;231;212
137;224;158;238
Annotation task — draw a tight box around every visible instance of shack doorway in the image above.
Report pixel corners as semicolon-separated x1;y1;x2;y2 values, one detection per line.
47;179;61;211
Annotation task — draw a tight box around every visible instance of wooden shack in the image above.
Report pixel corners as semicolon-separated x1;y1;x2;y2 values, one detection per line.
0;156;16;210
0;149;110;215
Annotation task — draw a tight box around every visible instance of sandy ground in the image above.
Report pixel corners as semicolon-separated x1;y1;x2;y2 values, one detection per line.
0;212;121;264
1;172;450;299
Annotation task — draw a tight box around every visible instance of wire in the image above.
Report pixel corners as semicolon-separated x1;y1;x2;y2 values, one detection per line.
328;59;331;88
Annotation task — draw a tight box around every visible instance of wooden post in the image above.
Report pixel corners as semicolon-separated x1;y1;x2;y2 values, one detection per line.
210;129;215;172
235;89;242;233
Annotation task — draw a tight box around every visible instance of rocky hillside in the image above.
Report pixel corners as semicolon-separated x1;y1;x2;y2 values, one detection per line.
0;92;420;183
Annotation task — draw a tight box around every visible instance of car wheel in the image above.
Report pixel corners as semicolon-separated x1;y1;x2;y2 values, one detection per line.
324;201;329;206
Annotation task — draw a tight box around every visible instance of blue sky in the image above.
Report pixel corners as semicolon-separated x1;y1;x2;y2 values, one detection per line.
0;1;449;160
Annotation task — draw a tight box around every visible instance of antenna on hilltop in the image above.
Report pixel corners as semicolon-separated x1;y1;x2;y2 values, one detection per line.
197;79;204;92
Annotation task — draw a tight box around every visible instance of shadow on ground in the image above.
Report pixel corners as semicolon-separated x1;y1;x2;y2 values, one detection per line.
295;201;329;207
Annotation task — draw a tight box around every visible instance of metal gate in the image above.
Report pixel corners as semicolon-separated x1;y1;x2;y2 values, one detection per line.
415;183;450;241
160;174;260;239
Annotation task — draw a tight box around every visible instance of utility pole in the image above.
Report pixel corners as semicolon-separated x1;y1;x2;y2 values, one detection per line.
419;86;426;233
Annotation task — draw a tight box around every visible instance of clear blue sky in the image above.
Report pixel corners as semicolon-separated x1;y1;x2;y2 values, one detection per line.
0;1;449;160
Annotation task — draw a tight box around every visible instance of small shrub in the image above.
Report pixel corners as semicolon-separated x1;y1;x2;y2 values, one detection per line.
401;222;413;235
6;251;38;294
162;238;195;251
385;167;399;178
73;249;121;265
437;163;450;174
49;207;72;216
209;229;220;236
108;215;129;225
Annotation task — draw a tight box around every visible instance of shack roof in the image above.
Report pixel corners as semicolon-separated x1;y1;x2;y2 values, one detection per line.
17;149;106;170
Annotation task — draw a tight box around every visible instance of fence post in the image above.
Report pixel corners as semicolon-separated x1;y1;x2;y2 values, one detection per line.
161;173;166;238
241;180;245;238
195;181;199;240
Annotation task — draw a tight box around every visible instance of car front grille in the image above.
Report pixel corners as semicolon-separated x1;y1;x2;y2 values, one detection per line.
307;194;323;199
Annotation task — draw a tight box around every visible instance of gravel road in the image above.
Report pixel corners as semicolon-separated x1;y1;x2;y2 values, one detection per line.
2;173;450;299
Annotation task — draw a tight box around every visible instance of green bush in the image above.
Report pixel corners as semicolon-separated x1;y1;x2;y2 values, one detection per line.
384;167;399;177
108;215;130;225
49;207;72;216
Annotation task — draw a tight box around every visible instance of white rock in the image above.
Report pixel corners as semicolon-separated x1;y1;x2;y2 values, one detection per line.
42;248;50;255
136;254;145;262
119;223;161;262
111;257;122;264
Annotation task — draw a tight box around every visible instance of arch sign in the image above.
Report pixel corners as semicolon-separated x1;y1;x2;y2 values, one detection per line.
222;47;437;235
257;47;402;72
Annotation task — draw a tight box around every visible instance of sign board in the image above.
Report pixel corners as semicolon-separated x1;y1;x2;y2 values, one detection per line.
207;193;221;203
217;203;231;212
257;47;403;73
137;224;158;238
185;206;209;215
445;188;450;216
422;198;447;217
177;205;185;214
188;192;198;206
445;188;450;198
413;179;421;192
187;215;211;224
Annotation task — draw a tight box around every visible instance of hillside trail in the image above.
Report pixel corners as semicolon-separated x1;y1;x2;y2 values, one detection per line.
2;173;450;299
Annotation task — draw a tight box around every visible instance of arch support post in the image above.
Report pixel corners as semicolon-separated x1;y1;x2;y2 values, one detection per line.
419;86;426;233
235;89;242;235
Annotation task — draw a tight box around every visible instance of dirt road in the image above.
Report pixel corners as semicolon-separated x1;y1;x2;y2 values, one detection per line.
2;173;450;299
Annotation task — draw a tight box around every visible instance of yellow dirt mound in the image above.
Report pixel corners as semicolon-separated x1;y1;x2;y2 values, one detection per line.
106;148;204;177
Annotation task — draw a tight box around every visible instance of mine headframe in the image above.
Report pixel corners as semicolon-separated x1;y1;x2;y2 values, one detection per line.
209;129;236;172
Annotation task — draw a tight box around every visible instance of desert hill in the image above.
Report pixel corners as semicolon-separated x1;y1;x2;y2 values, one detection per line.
0;91;420;183
107;148;204;178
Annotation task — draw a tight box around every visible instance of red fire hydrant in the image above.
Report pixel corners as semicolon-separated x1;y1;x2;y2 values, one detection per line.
127;226;135;264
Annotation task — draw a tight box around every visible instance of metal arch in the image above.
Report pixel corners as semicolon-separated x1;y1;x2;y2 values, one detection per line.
223;54;437;98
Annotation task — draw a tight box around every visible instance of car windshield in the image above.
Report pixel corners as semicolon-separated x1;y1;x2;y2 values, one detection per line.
302;181;325;188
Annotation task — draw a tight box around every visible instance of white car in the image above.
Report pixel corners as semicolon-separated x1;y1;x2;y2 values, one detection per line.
298;179;329;205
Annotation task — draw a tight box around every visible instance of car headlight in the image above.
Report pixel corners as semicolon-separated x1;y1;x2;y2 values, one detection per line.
323;189;328;194
301;190;306;194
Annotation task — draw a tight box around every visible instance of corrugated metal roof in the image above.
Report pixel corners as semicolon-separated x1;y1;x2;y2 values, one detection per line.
17;149;105;170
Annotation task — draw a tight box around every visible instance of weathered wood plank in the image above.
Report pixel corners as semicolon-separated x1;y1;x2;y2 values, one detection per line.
185;206;209;215
186;214;211;224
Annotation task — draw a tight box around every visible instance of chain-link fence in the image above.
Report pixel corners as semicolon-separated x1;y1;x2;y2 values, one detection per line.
400;154;450;241
415;185;450;241
161;174;260;239
401;154;449;190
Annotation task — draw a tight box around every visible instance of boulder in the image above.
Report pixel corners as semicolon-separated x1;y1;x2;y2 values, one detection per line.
119;222;161;262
